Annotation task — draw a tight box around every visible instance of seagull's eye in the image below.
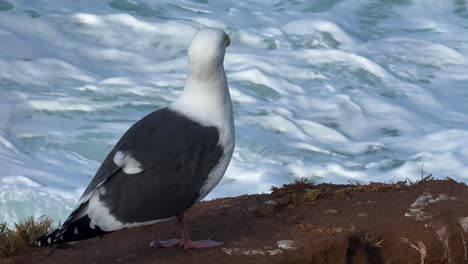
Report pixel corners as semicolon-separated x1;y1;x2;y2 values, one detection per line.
224;34;231;47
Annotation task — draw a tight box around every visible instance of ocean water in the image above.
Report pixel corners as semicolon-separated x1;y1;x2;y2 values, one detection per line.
1;0;467;226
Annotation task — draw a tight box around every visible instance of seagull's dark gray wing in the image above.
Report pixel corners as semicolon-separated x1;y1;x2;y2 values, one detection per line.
37;107;224;245
80;107;223;222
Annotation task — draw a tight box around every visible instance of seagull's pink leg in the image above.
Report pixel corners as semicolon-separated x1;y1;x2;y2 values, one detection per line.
149;224;180;248
176;212;224;249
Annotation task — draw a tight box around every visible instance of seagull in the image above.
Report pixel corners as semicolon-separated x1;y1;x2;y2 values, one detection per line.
35;28;234;249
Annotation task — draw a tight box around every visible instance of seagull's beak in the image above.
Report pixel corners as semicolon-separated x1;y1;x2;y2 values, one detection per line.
224;34;230;47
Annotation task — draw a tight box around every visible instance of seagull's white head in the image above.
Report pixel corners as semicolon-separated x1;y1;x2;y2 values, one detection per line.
187;28;230;79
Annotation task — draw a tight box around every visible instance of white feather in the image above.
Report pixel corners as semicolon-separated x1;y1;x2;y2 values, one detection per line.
113;151;144;174
84;186;173;232
113;151;125;166
86;189;123;231
76;151;142;206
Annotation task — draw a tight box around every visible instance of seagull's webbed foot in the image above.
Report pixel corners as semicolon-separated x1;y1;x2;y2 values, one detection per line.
150;212;224;250
179;239;224;249
149;224;181;248
150;238;181;248
177;212;224;250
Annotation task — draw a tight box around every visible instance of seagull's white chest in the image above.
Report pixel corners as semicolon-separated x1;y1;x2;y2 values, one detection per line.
169;76;235;200
195;96;235;200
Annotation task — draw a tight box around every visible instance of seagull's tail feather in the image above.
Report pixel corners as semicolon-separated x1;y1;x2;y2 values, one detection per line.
35;203;111;246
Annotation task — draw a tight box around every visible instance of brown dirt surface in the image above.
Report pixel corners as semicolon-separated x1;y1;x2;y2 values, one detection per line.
8;178;468;264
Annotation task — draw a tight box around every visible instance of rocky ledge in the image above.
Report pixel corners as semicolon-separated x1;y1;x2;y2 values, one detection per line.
12;178;468;264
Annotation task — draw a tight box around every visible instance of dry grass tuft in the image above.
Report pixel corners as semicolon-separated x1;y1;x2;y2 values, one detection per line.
0;216;54;258
271;178;315;196
311;225;356;235
271;176;457;210
363;232;385;248
271;178;407;208
304;189;321;202
0;256;16;264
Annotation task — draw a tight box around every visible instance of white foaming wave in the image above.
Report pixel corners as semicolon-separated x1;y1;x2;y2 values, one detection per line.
229;88;258;104
0;186;77;226
193;17;227;29
28;100;95;112
0;59;96;86
229;66;304;94
26;97;131;112
0;176;42;188
283;19;357;50
68;13;197;57
0;134;18;154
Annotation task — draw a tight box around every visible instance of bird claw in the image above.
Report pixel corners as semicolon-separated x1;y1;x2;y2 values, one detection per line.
149;240;159;248
150;238;181;248
160;238;181;248
180;239;224;249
